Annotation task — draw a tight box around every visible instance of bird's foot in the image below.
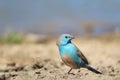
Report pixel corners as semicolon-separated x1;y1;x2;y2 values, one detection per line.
68;72;75;75
65;72;75;75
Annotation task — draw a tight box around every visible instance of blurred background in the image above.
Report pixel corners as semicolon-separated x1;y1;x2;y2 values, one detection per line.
0;1;120;80
0;0;120;36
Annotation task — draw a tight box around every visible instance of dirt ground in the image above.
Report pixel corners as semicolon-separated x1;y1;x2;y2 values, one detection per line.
0;35;120;80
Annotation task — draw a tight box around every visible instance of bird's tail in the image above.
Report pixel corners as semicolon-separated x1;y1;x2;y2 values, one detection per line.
85;65;102;74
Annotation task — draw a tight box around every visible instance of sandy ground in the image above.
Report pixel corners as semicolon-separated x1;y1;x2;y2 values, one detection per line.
0;36;120;80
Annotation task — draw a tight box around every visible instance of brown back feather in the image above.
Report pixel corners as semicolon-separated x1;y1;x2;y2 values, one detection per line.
76;46;89;64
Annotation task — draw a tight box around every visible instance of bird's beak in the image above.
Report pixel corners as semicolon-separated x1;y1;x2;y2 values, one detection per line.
70;36;75;39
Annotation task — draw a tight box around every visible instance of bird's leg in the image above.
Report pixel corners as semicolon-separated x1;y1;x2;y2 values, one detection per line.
68;68;72;74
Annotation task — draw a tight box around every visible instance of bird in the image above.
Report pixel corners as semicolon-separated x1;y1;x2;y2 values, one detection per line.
56;34;102;74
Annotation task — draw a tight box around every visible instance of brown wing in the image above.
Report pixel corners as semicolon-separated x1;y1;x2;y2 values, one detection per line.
76;46;89;64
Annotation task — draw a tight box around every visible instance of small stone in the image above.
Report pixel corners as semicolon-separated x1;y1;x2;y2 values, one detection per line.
35;71;41;74
109;73;115;76
14;66;24;72
84;73;88;75
44;67;48;70
117;60;120;64
7;62;16;67
0;74;5;80
32;62;44;70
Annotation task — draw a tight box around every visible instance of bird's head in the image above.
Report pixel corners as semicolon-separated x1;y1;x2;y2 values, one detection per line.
56;34;74;45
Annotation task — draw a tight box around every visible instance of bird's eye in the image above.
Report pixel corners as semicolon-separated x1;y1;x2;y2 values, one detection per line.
65;36;68;38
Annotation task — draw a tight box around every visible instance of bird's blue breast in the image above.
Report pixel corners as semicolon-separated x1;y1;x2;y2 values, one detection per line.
58;43;80;63
58;44;76;55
